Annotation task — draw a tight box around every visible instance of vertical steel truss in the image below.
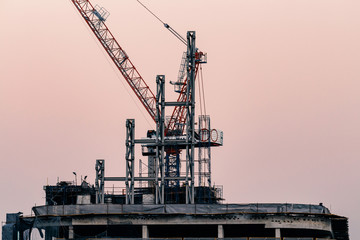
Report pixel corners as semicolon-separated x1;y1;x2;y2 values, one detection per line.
185;31;196;204
155;75;165;204
125;119;135;204
198;115;212;189
165;154;180;188
95;159;105;203
165;153;180;203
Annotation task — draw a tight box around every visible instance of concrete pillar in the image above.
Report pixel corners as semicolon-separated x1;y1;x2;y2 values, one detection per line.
142;225;149;239
218;224;224;239
69;226;74;239
275;228;281;238
45;227;52;240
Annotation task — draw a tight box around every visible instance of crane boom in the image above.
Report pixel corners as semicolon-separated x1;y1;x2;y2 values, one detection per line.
71;0;157;122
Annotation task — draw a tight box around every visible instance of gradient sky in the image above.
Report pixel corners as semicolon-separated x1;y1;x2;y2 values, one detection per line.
1;0;359;238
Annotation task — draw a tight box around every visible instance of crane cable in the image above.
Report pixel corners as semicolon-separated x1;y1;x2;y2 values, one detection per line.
198;70;203;122
136;0;187;45
199;65;207;130
200;65;207;117
197;65;207;129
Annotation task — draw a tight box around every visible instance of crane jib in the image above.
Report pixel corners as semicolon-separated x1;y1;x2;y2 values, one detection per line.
71;0;158;122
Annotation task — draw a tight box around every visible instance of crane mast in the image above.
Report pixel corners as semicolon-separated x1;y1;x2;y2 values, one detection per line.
71;0;157;122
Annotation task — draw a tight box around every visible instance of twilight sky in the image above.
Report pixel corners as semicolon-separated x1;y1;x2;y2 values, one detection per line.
1;0;359;238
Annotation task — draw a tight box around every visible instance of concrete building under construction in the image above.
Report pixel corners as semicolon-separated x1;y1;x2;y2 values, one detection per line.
2;174;350;240
2;0;350;239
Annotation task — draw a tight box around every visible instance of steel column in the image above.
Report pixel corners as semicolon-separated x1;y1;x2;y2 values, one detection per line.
95;159;105;204
198;115;212;189
185;31;196;204
125;119;135;204
155;75;165;204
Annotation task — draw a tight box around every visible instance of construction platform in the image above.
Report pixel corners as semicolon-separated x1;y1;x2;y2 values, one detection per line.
3;199;349;240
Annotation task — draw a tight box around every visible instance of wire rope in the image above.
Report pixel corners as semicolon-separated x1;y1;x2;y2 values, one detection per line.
135;0;187;45
197;70;204;128
136;0;165;25
200;64;207;117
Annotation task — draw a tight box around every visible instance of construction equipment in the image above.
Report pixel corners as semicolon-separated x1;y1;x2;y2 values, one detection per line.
70;0;222;204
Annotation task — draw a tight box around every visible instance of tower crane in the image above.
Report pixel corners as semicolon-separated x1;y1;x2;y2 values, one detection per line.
70;0;222;204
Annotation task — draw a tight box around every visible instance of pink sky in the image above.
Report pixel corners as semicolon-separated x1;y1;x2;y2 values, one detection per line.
1;0;359;238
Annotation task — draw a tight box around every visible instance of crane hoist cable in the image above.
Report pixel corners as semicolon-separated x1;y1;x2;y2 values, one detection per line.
135;0;187;45
197;65;207;129
200;64;207;117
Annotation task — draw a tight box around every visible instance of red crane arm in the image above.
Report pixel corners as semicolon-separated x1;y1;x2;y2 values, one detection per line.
71;0;157;122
